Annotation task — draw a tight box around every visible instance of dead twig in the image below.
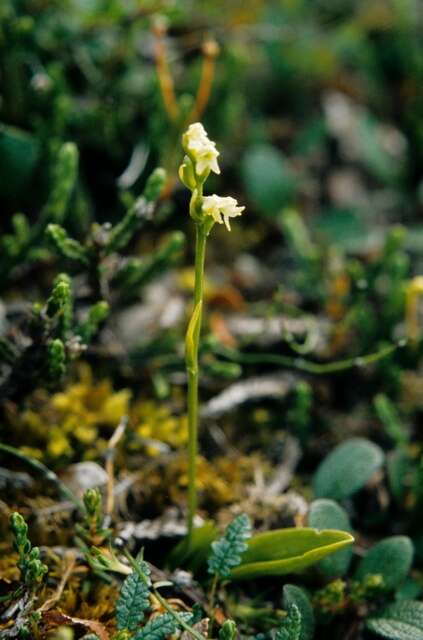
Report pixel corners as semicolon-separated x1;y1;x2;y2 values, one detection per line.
105;416;128;517
37;551;77;613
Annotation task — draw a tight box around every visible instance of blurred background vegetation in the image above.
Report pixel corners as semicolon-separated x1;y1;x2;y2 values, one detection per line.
2;0;422;237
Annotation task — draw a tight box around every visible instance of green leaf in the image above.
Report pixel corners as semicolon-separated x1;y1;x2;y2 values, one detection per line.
279;208;317;261
143;167;167;202
230;527;354;580
366;600;423;639
116;560;151;631
0;123;40;200
282;585;314;640
313;438;384;500
276;603;301;640
241;144;296;216
374;394;409;446
219;620;237;640
77;301;110;344
47;339;66;380
185;301;203;374
46;224;89;265
307;499;353;577
387;450;412;502
133;612;192;640
208;513;252;579
355;536;413;590
40;142;78;226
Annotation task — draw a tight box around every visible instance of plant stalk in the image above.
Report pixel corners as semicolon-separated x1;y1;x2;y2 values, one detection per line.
186;221;207;546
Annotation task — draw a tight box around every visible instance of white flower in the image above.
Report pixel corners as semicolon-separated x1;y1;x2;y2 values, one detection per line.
182;122;220;176
202;194;245;231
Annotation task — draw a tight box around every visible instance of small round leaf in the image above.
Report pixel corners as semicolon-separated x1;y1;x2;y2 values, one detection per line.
367;600;423;639
283;584;315;640
307;499;353;577
356;536;413;590
313;438;384;500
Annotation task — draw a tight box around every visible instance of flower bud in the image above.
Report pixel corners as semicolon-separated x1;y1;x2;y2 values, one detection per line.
178;155;197;191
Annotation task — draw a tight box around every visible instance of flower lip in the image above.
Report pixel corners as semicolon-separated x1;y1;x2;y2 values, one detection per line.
202;194;245;231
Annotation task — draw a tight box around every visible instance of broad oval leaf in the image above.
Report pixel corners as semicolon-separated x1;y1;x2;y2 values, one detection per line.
230;527;354;580
366;600;423;639
241;144;296;216
313;438;384;500
355;536;413;590
0;123;40;200
307;499;353;577
283;584;315;640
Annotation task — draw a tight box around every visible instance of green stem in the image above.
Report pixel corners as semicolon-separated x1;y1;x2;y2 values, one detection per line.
186;220;207;547
211;340;402;375
153;589;205;640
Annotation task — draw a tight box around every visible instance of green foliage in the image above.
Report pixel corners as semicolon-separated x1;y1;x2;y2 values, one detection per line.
114;231;185;302
374;393;409;446
219;620;238;640
0;142;78;283
116;558;151;632
47;338;66;380
231;528;354;580
282;585;314;640
313;438;385;500
0;271;107;398
387;449;420;503
0;124;40;200
307;499;353;577
76;301;110;344
208;513;252;579
355;536;413;590
279;209;317;263
366;600;423;639
76;488;111;546
105;168;166;255
133;612;192;640
10;512;48;590
46;223;89;265
241;145;296;216
286;382;313;443
46;272;73;338
43;166;183;308
39;142;79;226
275;604;301;640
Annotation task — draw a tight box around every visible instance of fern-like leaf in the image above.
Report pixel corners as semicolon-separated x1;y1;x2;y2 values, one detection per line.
134;612;192;640
116;560;151;631
275;604;302;640
208;513;252;579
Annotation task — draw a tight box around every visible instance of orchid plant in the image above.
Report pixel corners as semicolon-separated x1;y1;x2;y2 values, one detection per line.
179;123;245;544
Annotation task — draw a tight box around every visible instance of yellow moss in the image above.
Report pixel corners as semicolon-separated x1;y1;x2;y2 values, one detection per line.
47;429;74;459
0;549;20;583
8;364;131;466
130;400;188;453
139;453;260;508
103;390;132;424
8;364;188;467
73;425;98;445
77;583;119;621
